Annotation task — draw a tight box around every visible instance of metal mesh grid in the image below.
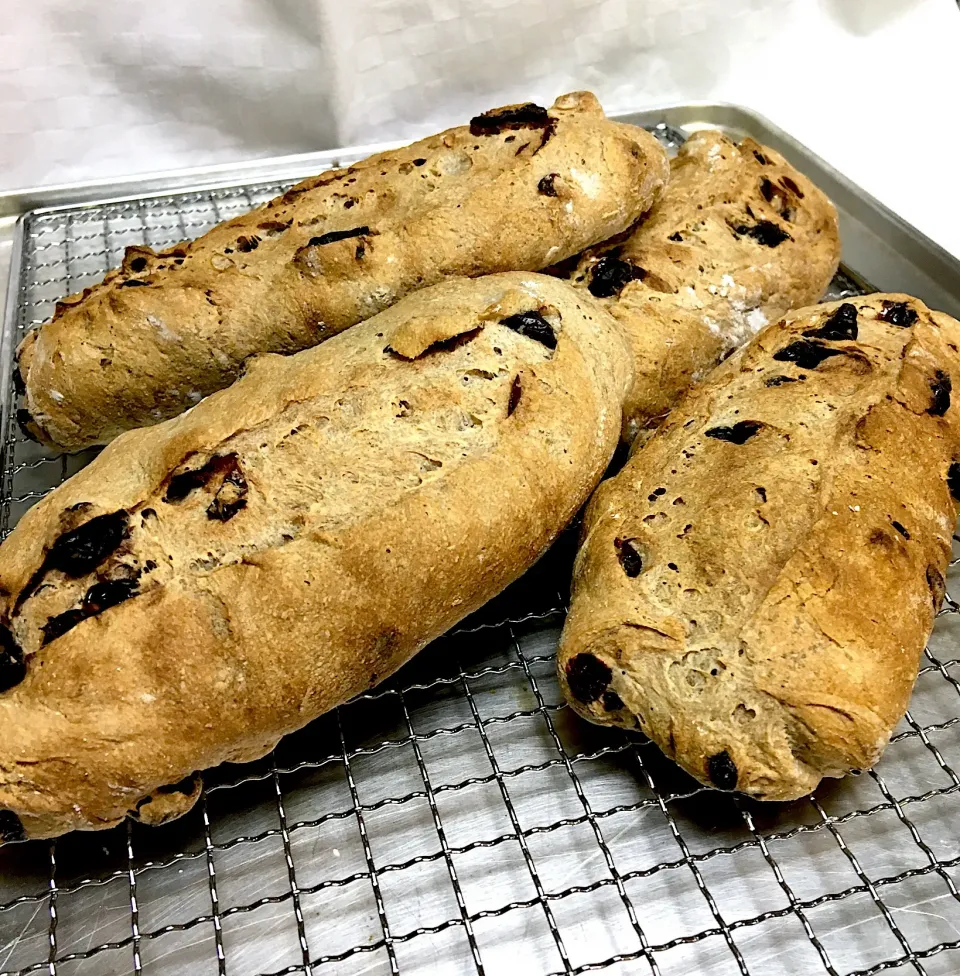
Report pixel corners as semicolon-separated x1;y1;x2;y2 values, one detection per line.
2;124;960;976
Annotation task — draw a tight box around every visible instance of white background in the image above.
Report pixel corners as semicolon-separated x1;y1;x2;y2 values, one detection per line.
1;0;958;255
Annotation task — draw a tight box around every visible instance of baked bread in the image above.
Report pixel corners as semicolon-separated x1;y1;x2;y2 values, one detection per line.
0;272;631;840
559;295;960;800
554;129;840;442
17;92;667;453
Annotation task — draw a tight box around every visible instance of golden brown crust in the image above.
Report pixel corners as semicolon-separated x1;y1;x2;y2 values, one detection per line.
17;92;667;452
556;130;840;442
559;295;960;800
0;273;631;840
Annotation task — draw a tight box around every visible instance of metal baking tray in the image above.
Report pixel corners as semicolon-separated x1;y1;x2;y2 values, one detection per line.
2;104;960;976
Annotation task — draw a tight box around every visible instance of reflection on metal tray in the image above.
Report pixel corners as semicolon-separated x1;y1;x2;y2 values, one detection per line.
1;107;960;976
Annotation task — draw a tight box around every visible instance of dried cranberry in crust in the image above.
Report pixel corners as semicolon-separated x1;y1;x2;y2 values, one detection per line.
469;103;551;136
733;220;791;248
47;512;128;578
708;751;738;791
615;538;644;578
927;565;947;612
120;279;150;288
565;653;612;704
537;173;559;196
878;300;918;328
929;370;952;417
773;340;844;371
507;375;522;417
602;690;624;712
0;625;25;692
307;226;370;247
588;255;645;299
500;311;557;350
668;231;683;242
803;303;858;342
0;810;25;843
764;375;799;387
705;421;764;445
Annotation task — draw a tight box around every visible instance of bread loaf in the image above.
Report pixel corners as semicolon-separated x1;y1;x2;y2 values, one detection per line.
559;295;960;800
0;272;631;840
555;130;840;442
16;92;667;453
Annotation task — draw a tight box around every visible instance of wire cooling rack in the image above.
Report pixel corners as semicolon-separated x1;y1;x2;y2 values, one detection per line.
3;124;960;976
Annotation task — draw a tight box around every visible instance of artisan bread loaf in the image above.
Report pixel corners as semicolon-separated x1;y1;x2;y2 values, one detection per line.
559;295;960;800
0;272;631;840
17;92;667;453
556;129;840;442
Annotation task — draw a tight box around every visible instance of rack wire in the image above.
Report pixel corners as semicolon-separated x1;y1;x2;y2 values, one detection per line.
2;124;960;976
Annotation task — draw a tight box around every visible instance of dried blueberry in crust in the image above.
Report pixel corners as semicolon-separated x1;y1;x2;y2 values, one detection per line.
707;750;738;791
41;608;87;645
83;578;139;615
773;340;845;371
46;512;128;578
565;653;612;704
537;173;559;196
705;421;764;445
803;303;858;342
469;103;551;136
307;226;370;247
732;220;791;248
588;255;645;299
500;311;557;350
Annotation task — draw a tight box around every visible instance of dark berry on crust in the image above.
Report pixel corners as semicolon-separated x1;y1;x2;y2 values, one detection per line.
507;375;522;417
500;311;557;350
565;653;612;704
707;750;738;790
307;226;370;247
46;512;129;578
469;103;551;136
927;565;947;612
538;174;559;196
588;255;645;299
877;300;918;328
947;461;960;501
705;421;764;445
803;303;858;342
773;340;845;371
732;220;791;248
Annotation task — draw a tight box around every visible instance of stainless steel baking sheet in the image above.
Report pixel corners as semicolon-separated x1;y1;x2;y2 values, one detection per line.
1;106;960;976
